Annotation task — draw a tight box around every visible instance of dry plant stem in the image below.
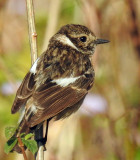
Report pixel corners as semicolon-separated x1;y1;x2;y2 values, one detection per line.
25;0;38;65
126;0;140;58
108;121;126;160
17;134;28;160
126;0;140;85
25;0;43;159
42;0;61;51
37;142;44;160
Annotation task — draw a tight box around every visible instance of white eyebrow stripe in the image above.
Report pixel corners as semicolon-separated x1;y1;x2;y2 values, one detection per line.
30;58;39;74
52;77;80;87
56;35;79;51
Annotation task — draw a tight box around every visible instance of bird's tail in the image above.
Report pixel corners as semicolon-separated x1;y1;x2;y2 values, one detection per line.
10;118;30;153
10;119;50;153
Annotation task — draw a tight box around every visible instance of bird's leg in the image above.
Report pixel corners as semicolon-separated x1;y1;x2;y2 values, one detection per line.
35;119;50;155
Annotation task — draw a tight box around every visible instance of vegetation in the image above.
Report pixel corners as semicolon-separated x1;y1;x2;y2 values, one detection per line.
0;0;140;159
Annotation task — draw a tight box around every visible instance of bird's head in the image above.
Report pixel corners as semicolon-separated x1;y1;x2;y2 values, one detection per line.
52;24;109;55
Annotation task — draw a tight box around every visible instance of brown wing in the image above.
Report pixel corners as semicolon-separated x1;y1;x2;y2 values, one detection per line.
25;74;94;127
11;72;35;114
27;83;87;127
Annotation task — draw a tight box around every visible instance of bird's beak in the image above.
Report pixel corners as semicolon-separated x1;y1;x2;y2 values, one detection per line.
94;39;110;45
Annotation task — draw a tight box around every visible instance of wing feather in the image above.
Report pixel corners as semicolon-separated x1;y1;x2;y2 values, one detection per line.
27;84;87;127
11;72;35;114
11;66;94;128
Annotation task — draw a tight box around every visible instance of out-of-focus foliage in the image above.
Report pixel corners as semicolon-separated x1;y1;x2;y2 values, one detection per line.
0;0;140;159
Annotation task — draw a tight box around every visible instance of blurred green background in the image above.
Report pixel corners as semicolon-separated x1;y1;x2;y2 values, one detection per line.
0;0;140;159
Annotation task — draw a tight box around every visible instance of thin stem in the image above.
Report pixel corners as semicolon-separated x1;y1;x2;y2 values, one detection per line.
17;134;28;160
25;0;42;159
42;0;61;51
36;142;44;160
25;0;38;65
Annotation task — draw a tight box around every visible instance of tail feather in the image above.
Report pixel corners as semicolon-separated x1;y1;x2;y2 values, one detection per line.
11;118;30;153
10;118;50;153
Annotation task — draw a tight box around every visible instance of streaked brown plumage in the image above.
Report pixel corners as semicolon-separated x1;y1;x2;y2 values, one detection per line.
11;24;109;153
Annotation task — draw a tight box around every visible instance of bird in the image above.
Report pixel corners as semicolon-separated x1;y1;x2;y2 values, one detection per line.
11;24;109;153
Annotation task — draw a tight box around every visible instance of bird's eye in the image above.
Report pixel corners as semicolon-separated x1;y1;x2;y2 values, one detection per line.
80;36;87;42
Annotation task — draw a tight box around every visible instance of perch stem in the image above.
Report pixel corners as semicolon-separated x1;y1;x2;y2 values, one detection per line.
17;134;28;160
25;0;38;65
25;0;44;159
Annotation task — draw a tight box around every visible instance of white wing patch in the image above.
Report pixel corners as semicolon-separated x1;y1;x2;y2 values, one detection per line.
30;104;37;113
56;35;79;51
18;104;37;123
18;105;25;123
53;77;80;87
25;104;37;121
30;58;39;74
